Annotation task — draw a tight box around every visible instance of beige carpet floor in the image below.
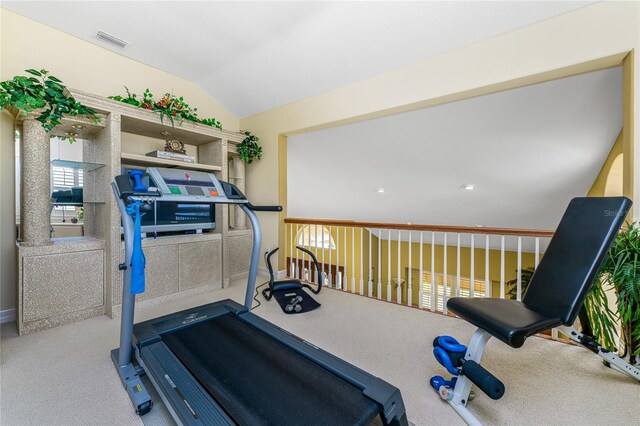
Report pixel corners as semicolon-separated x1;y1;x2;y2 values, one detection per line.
2;279;639;426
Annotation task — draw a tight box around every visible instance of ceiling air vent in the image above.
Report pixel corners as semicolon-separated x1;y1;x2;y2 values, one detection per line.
96;30;129;48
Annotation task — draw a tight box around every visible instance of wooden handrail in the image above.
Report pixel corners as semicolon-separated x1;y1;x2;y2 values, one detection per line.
284;217;555;237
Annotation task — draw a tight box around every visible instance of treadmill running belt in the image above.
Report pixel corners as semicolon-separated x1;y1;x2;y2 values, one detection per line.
162;314;380;426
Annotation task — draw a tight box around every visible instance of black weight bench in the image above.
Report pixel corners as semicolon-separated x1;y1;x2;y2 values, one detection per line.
434;197;639;425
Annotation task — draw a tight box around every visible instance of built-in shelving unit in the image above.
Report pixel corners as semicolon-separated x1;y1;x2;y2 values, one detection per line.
120;152;222;172
15;88;252;335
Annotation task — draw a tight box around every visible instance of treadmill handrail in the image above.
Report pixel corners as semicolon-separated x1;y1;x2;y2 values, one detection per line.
246;203;282;212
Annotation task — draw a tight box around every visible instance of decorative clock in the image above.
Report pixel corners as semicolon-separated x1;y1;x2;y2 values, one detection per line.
161;131;186;154
165;138;186;154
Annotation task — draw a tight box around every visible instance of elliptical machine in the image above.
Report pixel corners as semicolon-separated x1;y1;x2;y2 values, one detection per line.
262;246;323;314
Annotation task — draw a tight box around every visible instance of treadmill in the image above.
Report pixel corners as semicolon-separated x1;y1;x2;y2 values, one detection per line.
112;168;408;425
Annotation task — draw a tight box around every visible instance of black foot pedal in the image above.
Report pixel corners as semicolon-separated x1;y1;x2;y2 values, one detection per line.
273;288;320;314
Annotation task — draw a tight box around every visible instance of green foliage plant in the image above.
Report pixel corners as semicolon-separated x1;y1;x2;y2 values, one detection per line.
506;267;535;300
109;87;221;129
237;131;263;164
0;69;99;141
596;222;640;362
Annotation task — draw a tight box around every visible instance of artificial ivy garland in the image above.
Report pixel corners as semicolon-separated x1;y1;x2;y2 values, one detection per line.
109;87;222;129
0;69;99;141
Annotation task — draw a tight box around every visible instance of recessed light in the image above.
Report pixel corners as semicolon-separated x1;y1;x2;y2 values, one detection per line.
65;131;77;137
461;184;475;191
71;124;85;130
376;188;385;193
475;224;484;228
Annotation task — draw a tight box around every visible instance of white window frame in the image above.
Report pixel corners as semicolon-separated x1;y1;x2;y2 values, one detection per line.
296;224;336;250
51;166;83;216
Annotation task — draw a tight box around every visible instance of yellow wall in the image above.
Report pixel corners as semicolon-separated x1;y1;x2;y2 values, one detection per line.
588;131;624;197
241;2;640;270
0;8;239;312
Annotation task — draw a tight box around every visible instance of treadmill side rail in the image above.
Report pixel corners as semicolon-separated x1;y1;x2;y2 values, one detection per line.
138;342;235;426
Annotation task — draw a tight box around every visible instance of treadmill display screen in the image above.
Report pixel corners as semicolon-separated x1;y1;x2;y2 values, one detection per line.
164;178;214;187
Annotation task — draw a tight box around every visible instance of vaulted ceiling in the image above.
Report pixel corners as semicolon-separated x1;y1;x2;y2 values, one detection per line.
288;68;622;231
3;1;594;118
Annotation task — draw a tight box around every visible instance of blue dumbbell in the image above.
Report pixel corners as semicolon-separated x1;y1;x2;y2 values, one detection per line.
433;336;467;376
430;375;458;400
430;375;457;390
129;170;147;192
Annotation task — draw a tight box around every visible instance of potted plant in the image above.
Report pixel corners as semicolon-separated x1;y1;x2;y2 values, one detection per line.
593;222;640;363
237;130;263;164
506;267;535;299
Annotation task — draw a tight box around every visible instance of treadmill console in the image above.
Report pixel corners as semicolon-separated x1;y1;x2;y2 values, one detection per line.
113;167;249;235
147;168;235;203
115;167;248;205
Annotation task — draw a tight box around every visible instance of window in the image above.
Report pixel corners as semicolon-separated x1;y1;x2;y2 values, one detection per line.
421;272;488;312
51;166;83;213
296;225;336;249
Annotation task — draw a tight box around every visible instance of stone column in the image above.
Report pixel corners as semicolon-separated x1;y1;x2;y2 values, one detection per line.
231;154;246;230
20;119;51;246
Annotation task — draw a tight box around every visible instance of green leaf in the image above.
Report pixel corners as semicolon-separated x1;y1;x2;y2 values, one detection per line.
25;69;42;76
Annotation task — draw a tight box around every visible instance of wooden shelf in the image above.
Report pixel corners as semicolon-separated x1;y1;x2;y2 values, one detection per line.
121;152;222;172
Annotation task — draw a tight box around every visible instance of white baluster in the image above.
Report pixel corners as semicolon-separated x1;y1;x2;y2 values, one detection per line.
485;235;490;298
500;235;505;299
517;236;522;301
396;230;402;304
431;232;436;312
295;224;299;279
368;229;372;298
535;237;540;268
336;226;340;288
321;224;325;285
307;225;312;282
456;233;461;298
377;229;382;300
314;224;319;284
419;231;424;309
343;226;348;292
328;226;332;288
351;227;356;293
443;233;448;314
407;231;412;307
470;234;475;298
289;223;293;277
359;228;364;296
387;229;392;302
